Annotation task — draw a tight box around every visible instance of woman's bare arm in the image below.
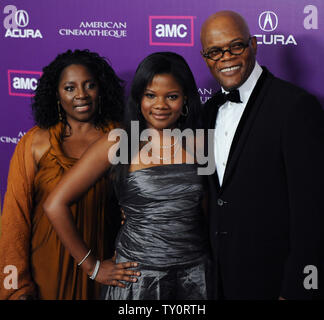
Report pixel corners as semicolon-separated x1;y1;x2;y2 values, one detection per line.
43;133;140;287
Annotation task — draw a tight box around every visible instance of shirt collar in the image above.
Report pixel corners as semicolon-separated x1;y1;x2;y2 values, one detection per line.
221;61;263;105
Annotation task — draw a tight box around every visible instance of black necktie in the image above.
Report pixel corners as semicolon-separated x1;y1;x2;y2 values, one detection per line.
219;89;242;105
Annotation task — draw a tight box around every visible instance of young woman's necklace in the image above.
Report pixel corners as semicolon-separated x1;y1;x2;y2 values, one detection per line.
160;136;180;149
152;137;181;160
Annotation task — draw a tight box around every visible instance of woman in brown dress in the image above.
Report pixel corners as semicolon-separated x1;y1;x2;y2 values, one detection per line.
0;49;128;300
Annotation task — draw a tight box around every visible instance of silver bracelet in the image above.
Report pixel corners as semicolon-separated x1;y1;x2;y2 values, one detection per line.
77;249;91;266
89;260;101;280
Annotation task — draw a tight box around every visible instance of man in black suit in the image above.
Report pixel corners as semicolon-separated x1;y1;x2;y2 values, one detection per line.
200;10;324;299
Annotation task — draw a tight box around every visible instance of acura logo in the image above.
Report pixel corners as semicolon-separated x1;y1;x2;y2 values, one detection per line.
258;11;278;32
15;10;29;28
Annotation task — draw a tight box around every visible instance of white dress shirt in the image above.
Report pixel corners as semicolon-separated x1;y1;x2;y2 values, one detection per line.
214;62;263;185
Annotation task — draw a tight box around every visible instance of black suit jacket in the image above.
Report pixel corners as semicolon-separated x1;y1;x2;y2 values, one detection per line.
203;67;324;299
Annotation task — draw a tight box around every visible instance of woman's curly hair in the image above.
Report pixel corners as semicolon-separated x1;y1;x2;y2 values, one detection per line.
32;49;124;128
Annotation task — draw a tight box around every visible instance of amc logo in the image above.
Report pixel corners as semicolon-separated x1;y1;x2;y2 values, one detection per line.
8;70;42;97
149;16;194;46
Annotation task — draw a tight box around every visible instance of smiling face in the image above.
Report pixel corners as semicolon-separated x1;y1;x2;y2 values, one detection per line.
201;12;257;91
141;73;185;131
57;64;99;123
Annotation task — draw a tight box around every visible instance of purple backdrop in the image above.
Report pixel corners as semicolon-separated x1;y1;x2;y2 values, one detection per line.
1;0;323;206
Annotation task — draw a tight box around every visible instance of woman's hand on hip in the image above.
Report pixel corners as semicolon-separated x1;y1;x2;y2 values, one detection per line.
95;258;140;287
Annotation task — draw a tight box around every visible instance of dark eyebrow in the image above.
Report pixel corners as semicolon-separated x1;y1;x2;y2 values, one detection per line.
206;38;245;51
144;89;181;94
229;38;245;43
167;90;181;94
62;79;96;86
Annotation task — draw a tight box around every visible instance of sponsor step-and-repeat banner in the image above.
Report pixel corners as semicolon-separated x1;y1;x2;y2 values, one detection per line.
1;0;323;204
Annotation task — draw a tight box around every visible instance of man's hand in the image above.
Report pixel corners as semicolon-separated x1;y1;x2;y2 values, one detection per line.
18;294;35;300
121;208;126;225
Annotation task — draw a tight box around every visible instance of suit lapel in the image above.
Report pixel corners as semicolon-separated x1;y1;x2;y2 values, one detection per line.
220;68;273;191
204;91;223;129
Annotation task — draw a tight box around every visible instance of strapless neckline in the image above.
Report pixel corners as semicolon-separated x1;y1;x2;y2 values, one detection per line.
128;163;198;175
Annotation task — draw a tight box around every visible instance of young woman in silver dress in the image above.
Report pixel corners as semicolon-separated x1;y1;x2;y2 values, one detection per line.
44;52;210;300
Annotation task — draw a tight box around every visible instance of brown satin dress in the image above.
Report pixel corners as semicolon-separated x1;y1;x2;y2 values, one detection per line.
0;122;119;300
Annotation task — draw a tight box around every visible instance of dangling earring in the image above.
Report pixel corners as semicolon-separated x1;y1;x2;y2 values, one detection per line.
98;96;102;115
57;101;63;121
181;103;189;117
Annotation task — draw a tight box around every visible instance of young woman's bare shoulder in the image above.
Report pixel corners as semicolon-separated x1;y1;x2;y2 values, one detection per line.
32;128;51;164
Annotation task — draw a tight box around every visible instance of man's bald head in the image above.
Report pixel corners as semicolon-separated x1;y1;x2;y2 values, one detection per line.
200;11;257;90
200;11;251;46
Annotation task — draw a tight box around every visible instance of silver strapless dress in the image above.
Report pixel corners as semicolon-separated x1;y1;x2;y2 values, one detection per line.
102;164;210;300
